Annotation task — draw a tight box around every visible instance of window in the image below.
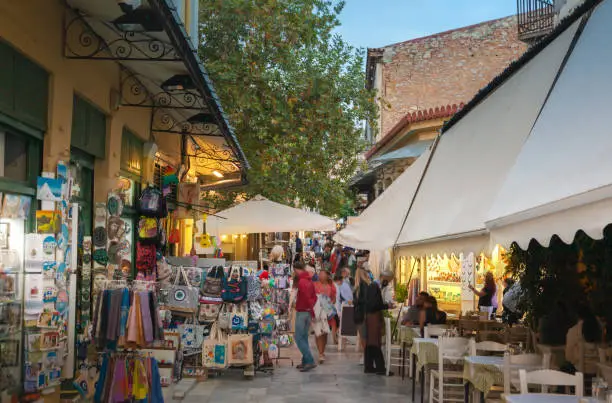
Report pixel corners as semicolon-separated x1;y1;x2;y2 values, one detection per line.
70;149;94;237
0;127;42;204
0;131;27;182
71;96;107;159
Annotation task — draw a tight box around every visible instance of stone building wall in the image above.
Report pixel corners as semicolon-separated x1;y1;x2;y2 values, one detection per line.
375;16;527;140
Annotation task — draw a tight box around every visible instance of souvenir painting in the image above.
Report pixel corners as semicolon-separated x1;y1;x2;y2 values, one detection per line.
40;331;60;349
107;193;123;217
42;262;56;280
26;333;42;351
42;235;57;259
42;286;58;304
17;196;32;220
1;194;21;218
57;223;69;251
36;211;57;233
36;177;62;202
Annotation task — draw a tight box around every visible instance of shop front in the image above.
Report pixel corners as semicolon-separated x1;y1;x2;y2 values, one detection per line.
0;0;249;400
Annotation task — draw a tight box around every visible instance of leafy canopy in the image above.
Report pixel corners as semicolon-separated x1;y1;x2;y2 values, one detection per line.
198;0;377;216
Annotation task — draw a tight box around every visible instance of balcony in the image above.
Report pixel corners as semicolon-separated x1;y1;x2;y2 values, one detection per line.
517;0;555;42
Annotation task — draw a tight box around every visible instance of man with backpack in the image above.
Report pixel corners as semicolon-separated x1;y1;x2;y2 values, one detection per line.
293;262;317;372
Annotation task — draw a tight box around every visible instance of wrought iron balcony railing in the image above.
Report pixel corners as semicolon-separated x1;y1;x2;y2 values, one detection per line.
517;0;555;42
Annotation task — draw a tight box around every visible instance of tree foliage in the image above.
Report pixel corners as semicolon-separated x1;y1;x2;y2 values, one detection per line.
198;0;377;216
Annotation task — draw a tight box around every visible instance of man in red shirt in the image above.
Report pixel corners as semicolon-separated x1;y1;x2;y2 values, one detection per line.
293;262;317;372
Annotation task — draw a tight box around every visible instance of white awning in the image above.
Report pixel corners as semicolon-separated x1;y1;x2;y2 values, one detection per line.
487;2;612;249
333;149;431;250
207;195;336;235
394;18;582;256
370;141;433;163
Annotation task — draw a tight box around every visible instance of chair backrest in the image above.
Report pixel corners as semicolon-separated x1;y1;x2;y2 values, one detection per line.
477;330;505;343
506;326;531;349
438;337;471;363
459;319;480;337
598;363;612;385
470;340;507;356
502;353;549;395
424;325;448;338
518;369;584;396
578;341;600;374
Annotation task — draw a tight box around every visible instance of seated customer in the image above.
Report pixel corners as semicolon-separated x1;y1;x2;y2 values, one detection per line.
418;296;447;336
565;305;601;375
401;291;429;326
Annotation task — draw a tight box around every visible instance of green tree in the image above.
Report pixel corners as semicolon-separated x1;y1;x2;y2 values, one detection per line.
198;0;377;216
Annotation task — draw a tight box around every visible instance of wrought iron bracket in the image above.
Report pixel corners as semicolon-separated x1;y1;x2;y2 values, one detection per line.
150;108;223;137
63;9;181;61
120;68;207;110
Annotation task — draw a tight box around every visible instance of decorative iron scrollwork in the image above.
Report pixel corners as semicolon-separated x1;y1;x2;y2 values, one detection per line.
120;69;207;110
186;136;241;172
151;109;222;137
64;10;180;61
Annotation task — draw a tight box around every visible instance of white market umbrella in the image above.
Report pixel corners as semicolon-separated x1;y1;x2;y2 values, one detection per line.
207;195;336;236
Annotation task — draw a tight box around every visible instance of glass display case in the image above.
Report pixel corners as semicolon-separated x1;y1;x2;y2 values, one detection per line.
426;253;462;312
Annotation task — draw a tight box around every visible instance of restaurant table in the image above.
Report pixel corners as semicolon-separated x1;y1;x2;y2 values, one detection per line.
504;394;596;403
398;326;420;379
411;338;439;403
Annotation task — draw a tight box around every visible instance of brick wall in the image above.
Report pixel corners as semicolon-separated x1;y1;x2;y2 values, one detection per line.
376;16;527;139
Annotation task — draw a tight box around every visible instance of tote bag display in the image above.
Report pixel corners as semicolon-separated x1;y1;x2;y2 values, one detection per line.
227;334;253;366
198;302;221;322
165;267;199;313
178;323;205;349
230;303;248;331
201;266;225;299
221;267;247;303
202;324;227;369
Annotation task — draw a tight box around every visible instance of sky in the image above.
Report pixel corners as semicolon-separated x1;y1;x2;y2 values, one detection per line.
336;0;518;49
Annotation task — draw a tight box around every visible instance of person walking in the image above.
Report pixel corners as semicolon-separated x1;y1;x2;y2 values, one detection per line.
293;262;317;372
314;269;336;363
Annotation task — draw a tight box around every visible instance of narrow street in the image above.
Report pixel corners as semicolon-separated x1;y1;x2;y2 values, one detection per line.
165;348;412;403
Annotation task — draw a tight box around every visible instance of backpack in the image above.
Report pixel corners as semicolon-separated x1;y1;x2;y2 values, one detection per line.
138;187;167;218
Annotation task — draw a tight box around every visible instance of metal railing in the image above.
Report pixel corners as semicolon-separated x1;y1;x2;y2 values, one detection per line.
517;0;556;42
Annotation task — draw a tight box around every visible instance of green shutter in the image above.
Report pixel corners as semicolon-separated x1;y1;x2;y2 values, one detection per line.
0;41;48;131
120;128;144;176
71;95;106;159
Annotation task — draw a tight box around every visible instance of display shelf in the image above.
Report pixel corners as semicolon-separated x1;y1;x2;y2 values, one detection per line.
427;280;461;287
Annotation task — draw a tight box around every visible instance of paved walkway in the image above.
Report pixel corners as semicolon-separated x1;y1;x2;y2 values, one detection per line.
164;345;415;403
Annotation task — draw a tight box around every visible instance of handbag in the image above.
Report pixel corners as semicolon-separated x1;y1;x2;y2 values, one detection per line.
221;267;247;303
201;266;224;298
198;302;221;322
179;322;205;350
246;276;262;302
227;334;253;366
217;304;230;330
230;303;248;331
165;267;199;313
202;323;227;369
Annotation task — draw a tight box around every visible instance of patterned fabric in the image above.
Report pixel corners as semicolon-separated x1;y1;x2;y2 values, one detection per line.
410;339;439;371
246;276;262;301
463;356;505;395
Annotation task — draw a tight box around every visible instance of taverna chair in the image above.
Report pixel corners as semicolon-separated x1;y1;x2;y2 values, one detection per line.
518;369;584;396
429;337;471;403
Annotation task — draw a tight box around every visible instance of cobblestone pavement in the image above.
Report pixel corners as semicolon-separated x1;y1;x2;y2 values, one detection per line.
164;343;414;403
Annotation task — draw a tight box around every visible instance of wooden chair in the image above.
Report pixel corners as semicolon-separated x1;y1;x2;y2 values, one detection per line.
518;369;584;396
384;318;412;378
505;326;532;351
503;354;550;395
424;324;448;338
429;337;471;403
577;341;600;375
470;340;507;356
477;330;506;344
459;319;480;338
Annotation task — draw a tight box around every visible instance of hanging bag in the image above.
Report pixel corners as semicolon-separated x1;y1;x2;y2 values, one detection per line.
179;319;205;350
198;302;221;322
227;334;253;366
221;267;247;303
230;303;248;331
165;266;199;313
246;275;262;302
217;304;231;330
201;266;225;299
137;217;160;245
202;323;227;369
138;187;167;218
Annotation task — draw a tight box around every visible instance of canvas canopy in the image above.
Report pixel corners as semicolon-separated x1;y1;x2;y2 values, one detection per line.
207;195;336;235
394;18;582;256
486;1;612;249
334;148;431;250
